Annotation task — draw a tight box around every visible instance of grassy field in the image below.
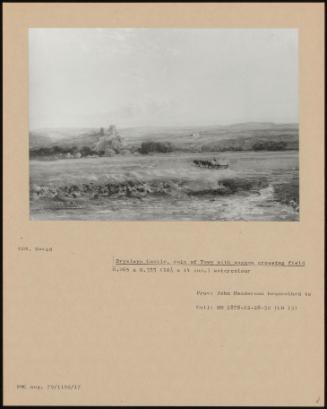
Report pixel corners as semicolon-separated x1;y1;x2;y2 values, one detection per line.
30;151;299;221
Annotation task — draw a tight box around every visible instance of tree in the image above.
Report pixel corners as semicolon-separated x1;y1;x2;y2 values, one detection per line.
252;141;288;151
80;146;94;157
139;141;173;154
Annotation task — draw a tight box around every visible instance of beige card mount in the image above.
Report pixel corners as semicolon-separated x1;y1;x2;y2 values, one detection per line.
3;3;325;407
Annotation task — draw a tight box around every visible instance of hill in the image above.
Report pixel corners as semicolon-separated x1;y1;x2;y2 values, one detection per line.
29;122;299;155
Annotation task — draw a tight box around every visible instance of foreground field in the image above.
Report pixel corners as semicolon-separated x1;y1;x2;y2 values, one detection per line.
30;151;299;221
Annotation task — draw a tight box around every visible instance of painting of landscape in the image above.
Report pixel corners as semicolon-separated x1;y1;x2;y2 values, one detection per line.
29;29;299;221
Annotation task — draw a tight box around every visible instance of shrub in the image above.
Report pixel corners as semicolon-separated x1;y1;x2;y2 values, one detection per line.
252;141;288;151
139;141;173;154
80;146;94;157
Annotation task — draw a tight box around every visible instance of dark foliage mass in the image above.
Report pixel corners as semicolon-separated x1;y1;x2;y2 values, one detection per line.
139;141;174;154
79;146;95;156
252;141;288;151
30;145;97;158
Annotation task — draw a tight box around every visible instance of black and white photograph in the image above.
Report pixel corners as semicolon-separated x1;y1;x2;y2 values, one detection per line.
29;28;299;221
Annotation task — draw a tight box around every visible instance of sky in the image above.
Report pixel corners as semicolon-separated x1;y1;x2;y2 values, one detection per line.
29;28;298;130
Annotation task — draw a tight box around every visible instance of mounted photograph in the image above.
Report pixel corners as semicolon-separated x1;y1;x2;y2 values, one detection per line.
29;28;299;221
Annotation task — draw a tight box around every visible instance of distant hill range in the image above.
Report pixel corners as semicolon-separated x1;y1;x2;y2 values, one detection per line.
30;122;299;153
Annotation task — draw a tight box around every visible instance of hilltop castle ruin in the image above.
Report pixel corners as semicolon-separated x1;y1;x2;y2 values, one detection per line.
95;125;123;156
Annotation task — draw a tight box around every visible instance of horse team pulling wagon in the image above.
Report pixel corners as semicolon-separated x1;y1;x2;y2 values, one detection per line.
193;158;229;169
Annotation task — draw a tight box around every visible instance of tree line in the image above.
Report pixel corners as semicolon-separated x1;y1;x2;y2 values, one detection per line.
30;139;291;158
30;145;97;158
